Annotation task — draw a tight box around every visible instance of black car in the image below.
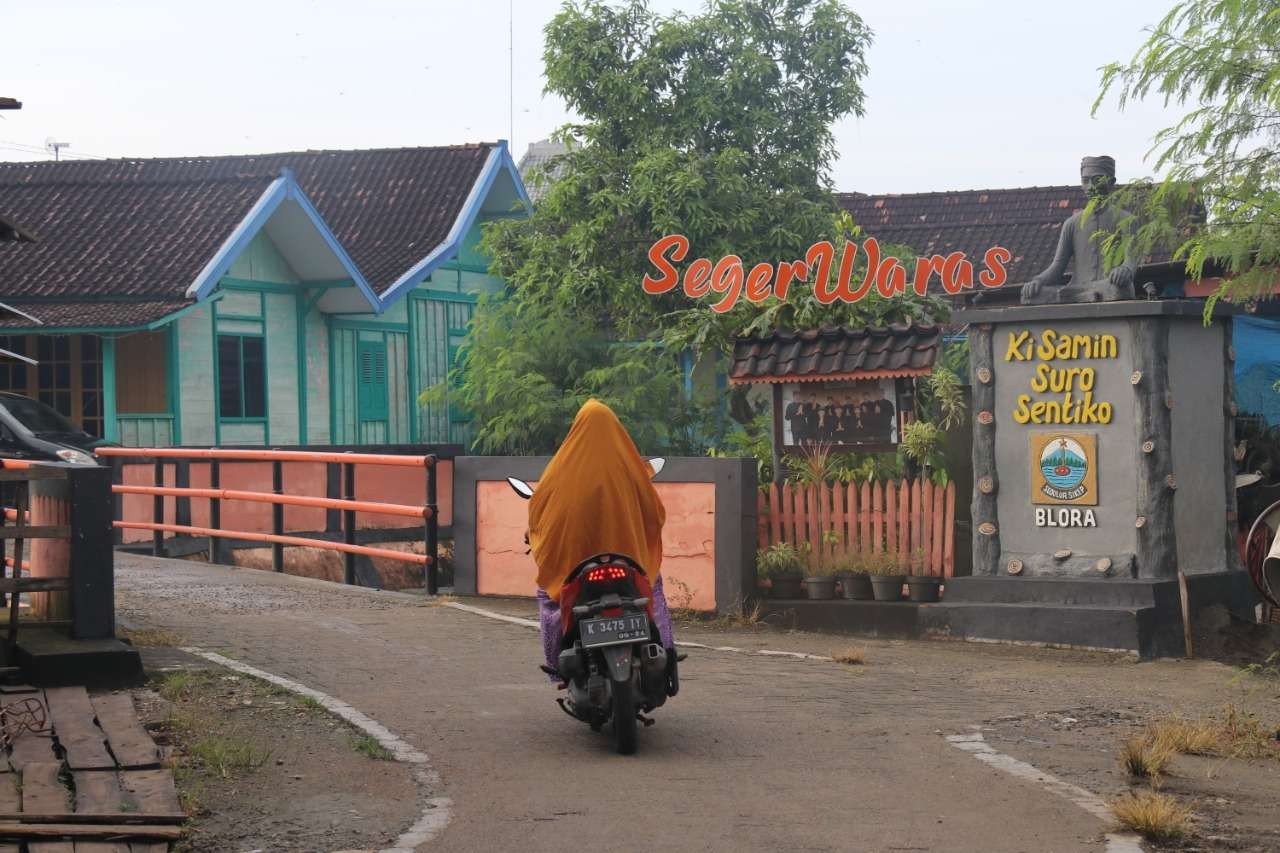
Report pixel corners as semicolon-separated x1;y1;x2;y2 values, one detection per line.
0;392;114;465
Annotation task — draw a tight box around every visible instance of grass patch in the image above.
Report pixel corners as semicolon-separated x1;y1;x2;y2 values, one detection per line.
1110;790;1192;841
155;671;213;702
120;627;183;647
1148;717;1220;756
1217;704;1280;760
296;695;325;712
188;735;270;780
1119;735;1173;781
348;733;393;761
672;596;766;630
171;765;207;817
832;646;866;666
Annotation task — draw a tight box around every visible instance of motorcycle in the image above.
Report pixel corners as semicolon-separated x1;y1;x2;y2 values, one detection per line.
508;465;678;755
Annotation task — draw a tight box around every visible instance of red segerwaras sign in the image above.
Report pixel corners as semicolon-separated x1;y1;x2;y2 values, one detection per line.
642;234;1011;313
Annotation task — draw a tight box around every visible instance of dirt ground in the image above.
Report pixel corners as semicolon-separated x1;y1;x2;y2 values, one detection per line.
131;647;419;852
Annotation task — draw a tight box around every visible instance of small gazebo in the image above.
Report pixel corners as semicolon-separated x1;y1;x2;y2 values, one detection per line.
730;323;941;482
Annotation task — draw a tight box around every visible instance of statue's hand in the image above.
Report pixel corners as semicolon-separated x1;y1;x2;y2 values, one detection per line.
1109;265;1134;287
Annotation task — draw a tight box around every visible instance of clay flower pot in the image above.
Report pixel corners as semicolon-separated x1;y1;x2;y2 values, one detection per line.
869;574;907;602
769;573;804;599
836;572;873;600
803;576;838;600
906;575;943;602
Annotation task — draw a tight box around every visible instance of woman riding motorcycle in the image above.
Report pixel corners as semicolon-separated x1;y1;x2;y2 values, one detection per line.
528;399;675;678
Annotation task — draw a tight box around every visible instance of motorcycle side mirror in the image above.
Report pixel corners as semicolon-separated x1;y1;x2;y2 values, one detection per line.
507;477;535;500
648;457;665;477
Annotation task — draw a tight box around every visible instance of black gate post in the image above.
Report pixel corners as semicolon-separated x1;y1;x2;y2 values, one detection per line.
425;455;438;594
208;459;222;564
342;459;356;585
151;460;164;558
271;458;284;572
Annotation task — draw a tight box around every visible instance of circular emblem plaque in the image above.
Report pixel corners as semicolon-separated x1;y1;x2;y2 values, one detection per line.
976;367;992;384
1130;370;1143;385
1006;559;1023;575
1038;436;1088;495
1095;557;1112;573
978;522;997;536
1141;440;1155;454
978;476;994;494
977;410;994;425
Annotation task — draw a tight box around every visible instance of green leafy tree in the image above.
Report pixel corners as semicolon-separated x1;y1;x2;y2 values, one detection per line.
422;295;728;454
1094;0;1280;312
455;0;946;454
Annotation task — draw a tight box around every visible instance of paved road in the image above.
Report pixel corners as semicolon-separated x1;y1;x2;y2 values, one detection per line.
116;554;1219;852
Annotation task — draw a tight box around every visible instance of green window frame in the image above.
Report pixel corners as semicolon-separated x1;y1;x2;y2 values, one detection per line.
217;334;267;420
357;340;389;422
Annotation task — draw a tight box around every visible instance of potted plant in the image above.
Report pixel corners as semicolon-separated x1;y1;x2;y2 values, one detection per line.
906;547;943;602
834;553;873;600
866;552;907;602
757;543;806;599
803;561;838;600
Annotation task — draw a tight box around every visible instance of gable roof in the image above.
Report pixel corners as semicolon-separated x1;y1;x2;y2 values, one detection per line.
0;144;519;328
730;323;941;385
837;186;1085;290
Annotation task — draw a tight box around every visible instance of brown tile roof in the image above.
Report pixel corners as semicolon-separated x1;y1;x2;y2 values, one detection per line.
0;145;495;327
836;186;1086;290
730;323;941;384
0;300;185;330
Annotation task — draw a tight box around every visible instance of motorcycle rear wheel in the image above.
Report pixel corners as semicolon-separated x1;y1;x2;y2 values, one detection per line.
612;679;638;755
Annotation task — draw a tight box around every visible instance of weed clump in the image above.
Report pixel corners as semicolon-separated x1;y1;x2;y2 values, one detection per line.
832;647;866;666
348;733;394;761
1110;790;1192;841
1119;735;1172;781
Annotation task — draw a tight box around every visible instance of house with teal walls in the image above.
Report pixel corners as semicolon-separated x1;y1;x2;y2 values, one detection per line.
0;144;528;448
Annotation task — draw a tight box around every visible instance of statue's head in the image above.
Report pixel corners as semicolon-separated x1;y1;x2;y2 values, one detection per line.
1080;155;1116;198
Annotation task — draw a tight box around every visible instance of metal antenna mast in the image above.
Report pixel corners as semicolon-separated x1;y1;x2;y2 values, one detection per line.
509;0;514;149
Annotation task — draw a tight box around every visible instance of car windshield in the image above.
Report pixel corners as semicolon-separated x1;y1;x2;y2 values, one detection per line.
0;396;85;436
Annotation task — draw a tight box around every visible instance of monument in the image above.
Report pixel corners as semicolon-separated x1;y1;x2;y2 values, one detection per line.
933;156;1257;657
1021;155;1138;304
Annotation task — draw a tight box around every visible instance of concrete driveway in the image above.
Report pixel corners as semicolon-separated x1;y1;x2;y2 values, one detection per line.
115;553;1241;852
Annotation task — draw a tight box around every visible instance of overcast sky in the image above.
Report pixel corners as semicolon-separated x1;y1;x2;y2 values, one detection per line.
2;0;1183;193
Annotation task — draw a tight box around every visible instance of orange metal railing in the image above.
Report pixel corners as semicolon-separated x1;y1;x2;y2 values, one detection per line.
96;446;440;592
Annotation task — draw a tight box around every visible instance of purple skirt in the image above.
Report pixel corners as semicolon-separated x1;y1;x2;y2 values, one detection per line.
537;575;675;676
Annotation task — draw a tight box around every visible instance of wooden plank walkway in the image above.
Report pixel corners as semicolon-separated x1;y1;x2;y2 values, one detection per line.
0;687;181;851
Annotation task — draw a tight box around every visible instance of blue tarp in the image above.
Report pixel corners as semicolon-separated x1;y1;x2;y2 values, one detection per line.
1234;316;1280;426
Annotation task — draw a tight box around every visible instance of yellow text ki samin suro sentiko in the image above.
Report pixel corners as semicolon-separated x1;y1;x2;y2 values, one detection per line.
1004;329;1118;425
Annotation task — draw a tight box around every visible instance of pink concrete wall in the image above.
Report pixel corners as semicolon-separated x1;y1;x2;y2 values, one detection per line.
116;458;453;541
475;480;717;611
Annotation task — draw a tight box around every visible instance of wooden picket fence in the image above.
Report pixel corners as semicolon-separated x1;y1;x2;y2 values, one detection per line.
757;479;956;577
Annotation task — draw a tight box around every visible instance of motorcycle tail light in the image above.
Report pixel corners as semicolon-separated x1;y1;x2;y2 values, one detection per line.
585;565;628;583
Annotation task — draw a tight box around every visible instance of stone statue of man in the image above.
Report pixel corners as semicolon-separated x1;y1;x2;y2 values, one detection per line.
1020;156;1138;304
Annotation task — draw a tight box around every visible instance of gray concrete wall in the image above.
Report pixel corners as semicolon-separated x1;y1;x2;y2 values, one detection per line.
992;319;1138;562
1169;319;1228;574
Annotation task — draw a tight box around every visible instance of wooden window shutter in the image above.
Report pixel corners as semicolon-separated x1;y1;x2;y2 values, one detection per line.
356;341;388;422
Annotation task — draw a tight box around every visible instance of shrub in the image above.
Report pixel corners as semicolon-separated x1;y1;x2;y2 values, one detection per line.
756;543;808;577
862;551;904;577
1148;718;1220;756
1110;791;1192;841
1119;735;1173;781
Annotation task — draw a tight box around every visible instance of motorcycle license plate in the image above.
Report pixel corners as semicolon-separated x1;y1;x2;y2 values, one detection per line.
579;613;649;648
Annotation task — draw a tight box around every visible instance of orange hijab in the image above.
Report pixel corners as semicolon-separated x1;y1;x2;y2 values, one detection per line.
528;400;665;601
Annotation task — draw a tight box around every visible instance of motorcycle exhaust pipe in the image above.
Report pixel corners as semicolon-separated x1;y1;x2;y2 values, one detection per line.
641;643;667;674
557;647;585;680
